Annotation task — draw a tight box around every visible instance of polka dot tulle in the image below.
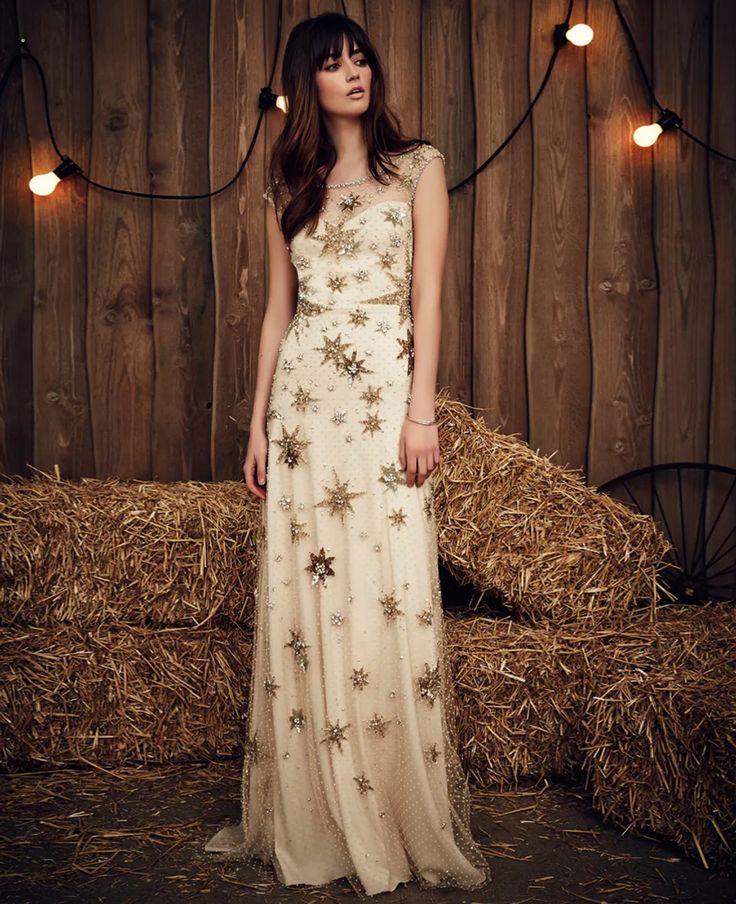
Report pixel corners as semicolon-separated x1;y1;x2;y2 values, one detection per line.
204;144;492;897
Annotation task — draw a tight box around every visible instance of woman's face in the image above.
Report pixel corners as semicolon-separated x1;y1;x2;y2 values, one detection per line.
314;35;371;116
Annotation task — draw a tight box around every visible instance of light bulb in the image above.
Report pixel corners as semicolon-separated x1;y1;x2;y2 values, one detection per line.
29;171;61;195
633;123;663;147
565;23;593;46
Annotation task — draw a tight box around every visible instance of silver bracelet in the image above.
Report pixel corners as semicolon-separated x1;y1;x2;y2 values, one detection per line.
406;414;436;426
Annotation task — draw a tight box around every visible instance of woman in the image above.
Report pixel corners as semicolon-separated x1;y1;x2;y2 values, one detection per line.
205;11;492;898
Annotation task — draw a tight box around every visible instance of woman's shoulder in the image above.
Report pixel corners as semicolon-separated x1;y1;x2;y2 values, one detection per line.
390;142;446;199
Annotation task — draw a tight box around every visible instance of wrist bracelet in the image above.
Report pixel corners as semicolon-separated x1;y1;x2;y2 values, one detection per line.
406;414;436;426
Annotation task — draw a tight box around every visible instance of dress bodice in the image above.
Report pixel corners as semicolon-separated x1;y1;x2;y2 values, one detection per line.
263;143;445;326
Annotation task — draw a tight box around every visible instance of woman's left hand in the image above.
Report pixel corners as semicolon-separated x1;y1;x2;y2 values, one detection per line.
399;418;441;488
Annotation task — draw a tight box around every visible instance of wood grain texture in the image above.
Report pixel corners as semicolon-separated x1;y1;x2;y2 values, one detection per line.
149;0;214;482
0;0;34;476
17;0;95;477
86;0;153;478
0;0;732;489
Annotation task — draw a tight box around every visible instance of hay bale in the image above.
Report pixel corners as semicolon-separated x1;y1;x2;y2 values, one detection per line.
0;471;259;628
0;623;251;769
433;390;672;627
580;602;736;868
443;613;587;789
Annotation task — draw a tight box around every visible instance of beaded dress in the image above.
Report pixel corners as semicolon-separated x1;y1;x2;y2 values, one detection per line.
204;142;491;897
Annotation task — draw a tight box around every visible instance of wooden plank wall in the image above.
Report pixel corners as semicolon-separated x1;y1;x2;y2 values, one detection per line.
0;0;733;487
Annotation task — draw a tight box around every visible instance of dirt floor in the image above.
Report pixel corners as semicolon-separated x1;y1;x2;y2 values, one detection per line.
1;761;734;903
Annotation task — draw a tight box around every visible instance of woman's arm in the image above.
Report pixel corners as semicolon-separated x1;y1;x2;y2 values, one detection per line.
250;203;298;432
400;154;449;487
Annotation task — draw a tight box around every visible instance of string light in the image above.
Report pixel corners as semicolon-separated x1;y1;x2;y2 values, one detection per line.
0;0;732;204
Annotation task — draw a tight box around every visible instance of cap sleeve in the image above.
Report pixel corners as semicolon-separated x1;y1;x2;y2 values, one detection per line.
406;143;446;203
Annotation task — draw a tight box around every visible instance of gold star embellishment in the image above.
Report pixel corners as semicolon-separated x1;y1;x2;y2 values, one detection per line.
263;675;280;697
289;708;306;732
289;515;309;544
327;273;347;292
320;718;350;752
417;661;442;707
424;742;441;765
416;607;433;626
284;628;310;671
388;508;407;527
337;191;363;212
274;424;310;469
367;713;392;737
378;250;397;271
396;329;415;374
292;385;318;412
360;384;383;406
383;206;407;227
305;546;336;587
379;590;404;621
338;349;373;384
353;773;374;795
379;462;404;492
317;220;362;258
315;468;365;524
349;308;369;327
351;667;369;690
359;412;385;435
313;332;352;366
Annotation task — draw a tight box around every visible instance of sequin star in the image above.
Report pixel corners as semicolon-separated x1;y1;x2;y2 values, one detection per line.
378;590;404;621
397;328;414;374
416;607;433;625
320;718;350;752
424;742;441;764
274;424;310;469
330;611;344;625
314;333;352;366
383;206;408;227
378;250;397;271
318;220;362;258
263;675;280;697
351;667;369;690
289;708;306;732
338;349;373;383
367;713;392;737
289;516;309;543
292;385;318;412
337;191;363;212
353;773;374;795
315;468;365;524
360;384;383;406
326;273;347;292
359;412;385;435
379;462;404;492
284;628;310;671
417;661;442;707
349;308;369;327
388;508;407;527
306;546;336;587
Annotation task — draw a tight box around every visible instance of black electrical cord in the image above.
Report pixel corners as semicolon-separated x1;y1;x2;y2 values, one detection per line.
0;0;733;202
611;0;735;163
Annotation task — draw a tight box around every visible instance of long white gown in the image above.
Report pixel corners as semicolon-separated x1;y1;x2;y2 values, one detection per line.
204;142;492;897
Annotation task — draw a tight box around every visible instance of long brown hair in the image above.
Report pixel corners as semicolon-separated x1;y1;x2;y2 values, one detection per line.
266;11;430;244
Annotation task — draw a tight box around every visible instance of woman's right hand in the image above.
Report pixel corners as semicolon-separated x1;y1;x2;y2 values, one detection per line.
243;425;268;499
